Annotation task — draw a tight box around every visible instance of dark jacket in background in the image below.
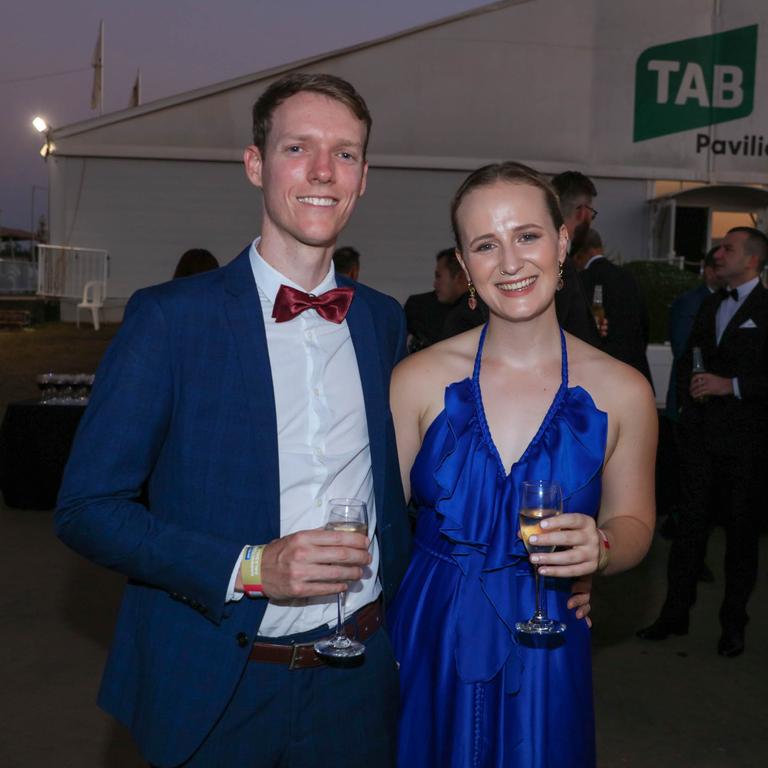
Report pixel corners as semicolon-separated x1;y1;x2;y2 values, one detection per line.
579;256;653;386
555;256;601;345
665;283;711;419
404;291;486;350
404;291;452;351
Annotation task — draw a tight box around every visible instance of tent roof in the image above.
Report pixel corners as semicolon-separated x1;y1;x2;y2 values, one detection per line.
0;227;36;241
52;1;520;142
651;185;768;210
47;0;768;185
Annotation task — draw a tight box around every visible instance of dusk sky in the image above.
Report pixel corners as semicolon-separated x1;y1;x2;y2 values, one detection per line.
1;0;493;233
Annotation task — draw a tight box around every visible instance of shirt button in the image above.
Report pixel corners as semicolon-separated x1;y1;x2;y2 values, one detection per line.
313;447;322;456
313;387;320;396
315;498;322;508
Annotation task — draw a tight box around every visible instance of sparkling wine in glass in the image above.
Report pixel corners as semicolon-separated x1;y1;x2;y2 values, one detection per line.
314;498;369;659
515;480;566;636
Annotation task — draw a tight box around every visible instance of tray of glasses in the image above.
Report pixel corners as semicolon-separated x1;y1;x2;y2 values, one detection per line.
35;373;95;405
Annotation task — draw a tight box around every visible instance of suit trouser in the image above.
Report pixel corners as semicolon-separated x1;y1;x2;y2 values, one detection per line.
661;425;761;629
173;626;399;768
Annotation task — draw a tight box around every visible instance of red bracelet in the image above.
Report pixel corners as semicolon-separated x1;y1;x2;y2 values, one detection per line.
597;528;610;571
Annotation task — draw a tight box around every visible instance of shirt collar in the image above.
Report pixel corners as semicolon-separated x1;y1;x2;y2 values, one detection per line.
730;276;759;301
584;253;605;270
248;238;337;306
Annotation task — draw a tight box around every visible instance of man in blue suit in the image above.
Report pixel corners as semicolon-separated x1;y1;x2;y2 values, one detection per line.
656;248;723;578
664;247;723;420
56;73;411;767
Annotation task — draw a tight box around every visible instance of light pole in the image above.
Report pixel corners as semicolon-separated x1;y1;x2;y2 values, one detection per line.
32;116;55;159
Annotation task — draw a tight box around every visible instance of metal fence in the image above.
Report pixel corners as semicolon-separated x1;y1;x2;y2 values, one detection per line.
36;244;109;299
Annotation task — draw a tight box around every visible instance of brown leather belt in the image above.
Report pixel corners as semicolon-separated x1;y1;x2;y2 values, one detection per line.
249;598;383;670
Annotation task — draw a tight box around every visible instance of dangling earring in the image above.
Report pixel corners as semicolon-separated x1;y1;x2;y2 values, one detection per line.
556;262;564;291
468;281;478;310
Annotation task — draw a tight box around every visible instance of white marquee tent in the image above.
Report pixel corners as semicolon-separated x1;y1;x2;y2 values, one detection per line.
46;0;768;314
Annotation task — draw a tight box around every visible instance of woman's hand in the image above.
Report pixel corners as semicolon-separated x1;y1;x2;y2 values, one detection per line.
527;512;601;577
567;576;593;628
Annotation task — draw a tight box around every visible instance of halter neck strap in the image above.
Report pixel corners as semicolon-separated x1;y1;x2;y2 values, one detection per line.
472;324;569;388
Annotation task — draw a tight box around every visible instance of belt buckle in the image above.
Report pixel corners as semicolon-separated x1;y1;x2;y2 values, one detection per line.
288;640;319;670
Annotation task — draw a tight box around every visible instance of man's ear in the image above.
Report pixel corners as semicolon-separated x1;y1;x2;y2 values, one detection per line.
243;146;263;189
358;161;368;198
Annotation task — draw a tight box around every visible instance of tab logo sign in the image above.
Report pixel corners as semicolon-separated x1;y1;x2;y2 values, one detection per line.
634;25;757;142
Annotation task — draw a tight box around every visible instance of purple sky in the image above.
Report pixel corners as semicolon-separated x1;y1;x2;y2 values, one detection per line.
1;0;492;233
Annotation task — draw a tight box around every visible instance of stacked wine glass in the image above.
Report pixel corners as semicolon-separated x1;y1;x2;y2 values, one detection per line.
36;373;95;405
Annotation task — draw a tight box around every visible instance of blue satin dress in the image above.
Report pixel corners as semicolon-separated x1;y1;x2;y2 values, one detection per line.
389;325;607;767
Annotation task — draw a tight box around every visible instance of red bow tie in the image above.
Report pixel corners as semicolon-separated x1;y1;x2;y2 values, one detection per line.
272;284;355;324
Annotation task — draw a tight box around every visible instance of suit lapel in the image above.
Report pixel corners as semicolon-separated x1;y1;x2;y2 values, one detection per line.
719;283;764;347
222;248;281;540
342;283;387;523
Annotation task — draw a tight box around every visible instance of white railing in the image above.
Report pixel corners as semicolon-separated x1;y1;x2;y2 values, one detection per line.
36;244;109;299
0;258;38;293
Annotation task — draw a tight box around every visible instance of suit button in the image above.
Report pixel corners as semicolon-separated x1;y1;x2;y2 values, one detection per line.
236;632;249;648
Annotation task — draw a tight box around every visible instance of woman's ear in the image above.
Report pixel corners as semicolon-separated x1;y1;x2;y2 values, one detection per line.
456;248;471;283
558;225;569;261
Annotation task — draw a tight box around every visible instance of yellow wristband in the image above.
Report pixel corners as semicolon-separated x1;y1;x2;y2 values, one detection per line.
241;545;266;596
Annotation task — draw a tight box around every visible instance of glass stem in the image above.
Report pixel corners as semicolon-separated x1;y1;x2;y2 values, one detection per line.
334;591;345;639
533;566;545;621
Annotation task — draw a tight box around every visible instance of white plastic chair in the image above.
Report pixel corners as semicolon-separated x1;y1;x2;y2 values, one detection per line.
76;280;106;331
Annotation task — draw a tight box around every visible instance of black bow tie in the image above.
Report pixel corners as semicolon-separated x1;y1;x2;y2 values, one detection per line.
719;288;739;302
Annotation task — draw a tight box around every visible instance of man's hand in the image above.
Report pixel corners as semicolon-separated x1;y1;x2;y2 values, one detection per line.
258;529;371;600
526;512;600;578
690;372;733;399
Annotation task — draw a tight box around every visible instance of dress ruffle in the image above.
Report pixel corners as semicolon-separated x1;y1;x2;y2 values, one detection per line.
421;330;607;688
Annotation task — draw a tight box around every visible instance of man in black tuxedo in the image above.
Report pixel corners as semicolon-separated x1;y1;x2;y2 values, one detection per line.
404;248;485;351
574;229;653;384
551;171;601;345
638;227;768;657
332;246;361;280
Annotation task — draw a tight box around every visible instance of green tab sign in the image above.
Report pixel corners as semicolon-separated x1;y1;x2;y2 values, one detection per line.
634;25;757;142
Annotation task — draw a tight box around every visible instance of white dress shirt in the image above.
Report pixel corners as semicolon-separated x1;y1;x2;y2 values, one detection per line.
716;277;758;344
240;241;380;637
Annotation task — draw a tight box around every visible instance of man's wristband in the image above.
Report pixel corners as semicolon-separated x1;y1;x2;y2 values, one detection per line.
241;545;266;597
596;528;611;572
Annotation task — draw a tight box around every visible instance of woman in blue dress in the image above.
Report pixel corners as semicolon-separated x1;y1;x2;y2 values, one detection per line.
389;162;657;767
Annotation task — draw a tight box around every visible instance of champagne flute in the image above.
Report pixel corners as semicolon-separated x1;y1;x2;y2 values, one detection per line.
515;480;566;635
314;498;369;659
36;373;56;403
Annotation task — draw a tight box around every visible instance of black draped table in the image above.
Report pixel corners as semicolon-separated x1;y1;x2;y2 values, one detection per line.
0;400;85;510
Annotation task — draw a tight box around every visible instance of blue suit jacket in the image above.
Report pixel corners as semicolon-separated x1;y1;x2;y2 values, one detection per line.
664;283;710;419
55;249;411;767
